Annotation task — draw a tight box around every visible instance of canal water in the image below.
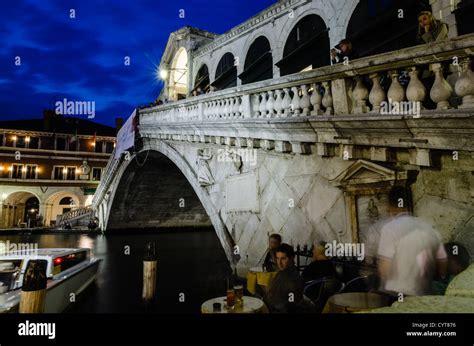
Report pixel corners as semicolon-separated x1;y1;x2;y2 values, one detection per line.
0;229;232;313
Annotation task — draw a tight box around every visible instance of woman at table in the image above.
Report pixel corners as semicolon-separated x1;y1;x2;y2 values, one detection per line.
264;243;305;313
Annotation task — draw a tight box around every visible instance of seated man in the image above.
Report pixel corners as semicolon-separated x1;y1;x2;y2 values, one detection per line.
302;242;336;283
264;243;304;313
262;234;281;272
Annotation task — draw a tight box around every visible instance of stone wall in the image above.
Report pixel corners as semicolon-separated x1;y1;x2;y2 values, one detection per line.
411;150;474;259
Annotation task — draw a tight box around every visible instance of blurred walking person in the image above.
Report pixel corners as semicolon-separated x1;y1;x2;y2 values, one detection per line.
376;187;447;297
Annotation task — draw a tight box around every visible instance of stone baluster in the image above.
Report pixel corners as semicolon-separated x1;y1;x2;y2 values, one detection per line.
353;76;369;113
251;94;260;118
232;96;239;118
223;98;230;118
290;86;301;116
455;58;474;109
273;89;283;117
266;90;275;118
223;99;229;118
207;101;212;119
281;88;292;117
430;63;452;110
239;96;246;118
387;70;405;107
406;67;426;112
228;98;235;118
211;101;217;119
202;103;207;120
310;83;323;115
210;101;214;119
217;100;223;118
258;92;267;118
369;73;386;113
322;81;333;115
234;97;241;118
204;102;209;119
300;85;311;116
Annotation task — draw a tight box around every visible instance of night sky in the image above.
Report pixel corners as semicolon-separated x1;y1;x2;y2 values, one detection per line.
0;0;276;127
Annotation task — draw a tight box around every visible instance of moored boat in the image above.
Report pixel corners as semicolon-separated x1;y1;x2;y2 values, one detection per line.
0;248;101;313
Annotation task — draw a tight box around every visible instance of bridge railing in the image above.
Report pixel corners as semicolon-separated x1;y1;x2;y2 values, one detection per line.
57;206;93;226
92;149;123;209
140;34;474;124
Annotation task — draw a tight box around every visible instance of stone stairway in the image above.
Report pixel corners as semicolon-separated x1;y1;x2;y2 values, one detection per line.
57;207;93;228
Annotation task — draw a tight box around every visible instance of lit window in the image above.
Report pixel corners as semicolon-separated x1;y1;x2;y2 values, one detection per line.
105;142;114;153
28;137;39;149
11;164;23;179
25;165;38;179
95;141;104;153
92;167;102;181
15;136;26;148
54;166;65;180
66;167;76;180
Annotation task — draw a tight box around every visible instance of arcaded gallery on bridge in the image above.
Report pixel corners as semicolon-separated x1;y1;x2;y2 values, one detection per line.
89;0;474;313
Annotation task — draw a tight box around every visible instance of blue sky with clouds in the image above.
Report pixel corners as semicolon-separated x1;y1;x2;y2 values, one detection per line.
0;0;276;126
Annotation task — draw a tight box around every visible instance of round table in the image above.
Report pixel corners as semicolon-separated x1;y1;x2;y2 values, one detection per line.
201;296;268;314
246;267;278;295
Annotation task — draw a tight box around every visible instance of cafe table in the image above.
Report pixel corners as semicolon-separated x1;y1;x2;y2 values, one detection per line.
246;267;278;295
363;295;474;313
201;296;268;314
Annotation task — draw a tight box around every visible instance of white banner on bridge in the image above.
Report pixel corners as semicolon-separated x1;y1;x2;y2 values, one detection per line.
115;109;136;159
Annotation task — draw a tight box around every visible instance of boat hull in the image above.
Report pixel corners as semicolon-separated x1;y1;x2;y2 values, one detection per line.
1;259;101;313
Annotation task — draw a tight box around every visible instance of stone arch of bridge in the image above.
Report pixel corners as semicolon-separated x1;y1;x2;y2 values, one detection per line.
102;141;236;265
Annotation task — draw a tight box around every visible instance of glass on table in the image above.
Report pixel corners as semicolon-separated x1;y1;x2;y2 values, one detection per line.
234;285;243;301
213;302;222;312
226;289;236;308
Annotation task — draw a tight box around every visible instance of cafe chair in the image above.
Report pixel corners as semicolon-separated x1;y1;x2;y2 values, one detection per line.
303;277;344;313
341;274;378;293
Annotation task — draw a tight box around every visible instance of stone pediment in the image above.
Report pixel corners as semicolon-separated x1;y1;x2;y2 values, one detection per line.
331;160;406;187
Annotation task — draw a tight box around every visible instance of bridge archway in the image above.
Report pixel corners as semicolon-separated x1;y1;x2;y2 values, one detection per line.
346;0;430;58
277;14;330;76
107;150;211;229
168;47;188;100
1;191;41;227
193;64;210;94
104;143;236;263
44;191;82;227
213;52;237;90
240;36;273;85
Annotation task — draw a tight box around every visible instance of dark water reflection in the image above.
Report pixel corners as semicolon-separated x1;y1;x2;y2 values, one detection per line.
0;229;232;313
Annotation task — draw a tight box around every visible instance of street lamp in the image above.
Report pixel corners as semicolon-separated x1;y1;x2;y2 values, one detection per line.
159;68;168;80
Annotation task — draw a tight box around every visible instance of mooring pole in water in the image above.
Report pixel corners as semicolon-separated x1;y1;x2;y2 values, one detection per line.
19;260;47;313
142;242;157;302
